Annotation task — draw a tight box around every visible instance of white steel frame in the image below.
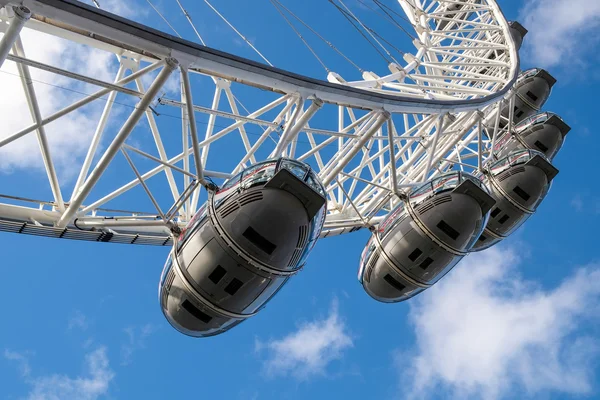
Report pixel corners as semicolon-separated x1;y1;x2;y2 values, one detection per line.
0;0;519;245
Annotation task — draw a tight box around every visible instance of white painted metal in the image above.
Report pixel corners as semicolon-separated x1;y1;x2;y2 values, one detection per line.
0;5;29;67
57;58;178;227
0;0;521;245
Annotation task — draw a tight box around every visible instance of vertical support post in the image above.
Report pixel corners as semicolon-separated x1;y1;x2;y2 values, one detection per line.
387;119;399;195
337;106;344;205
422;114;444;181
489;99;504;160
199;84;222;167
72;63;127;201
180;67;208;187
322;111;389;187
135;75;181;204
13;37;65;212
507;94;515;136
57;58;179;227
180;72;190;219
477;116;483;170
0;5;30;68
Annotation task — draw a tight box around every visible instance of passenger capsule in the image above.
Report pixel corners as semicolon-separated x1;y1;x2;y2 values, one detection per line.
159;158;326;337
500;68;556;127
508;21;528;51
358;172;495;303
471;149;558;251
494;112;570;161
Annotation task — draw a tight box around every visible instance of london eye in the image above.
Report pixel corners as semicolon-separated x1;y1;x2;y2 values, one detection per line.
0;0;569;338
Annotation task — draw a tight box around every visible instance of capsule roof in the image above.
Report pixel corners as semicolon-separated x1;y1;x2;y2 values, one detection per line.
409;171;494;213
222;157;326;197
508;21;528;50
514;112;571;138
509;21;528;39
486;149;558;182
517;68;557;88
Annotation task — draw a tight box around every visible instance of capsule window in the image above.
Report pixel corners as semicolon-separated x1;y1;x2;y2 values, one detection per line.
513;186;531;201
243;226;276;255
420;257;433;270
534;140;549;153
478;234;487;241
384;274;406;292
498;215;510;224
408;248;423;262
490;208;501;218
437;220;459;241
208;265;226;284
224;278;244;295
526;90;538;102
182;300;212;323
516;110;525;118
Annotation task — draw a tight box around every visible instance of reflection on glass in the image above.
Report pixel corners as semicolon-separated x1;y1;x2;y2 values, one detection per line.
306;172;326;196
177;204;207;250
219;172;242;192
241;162;277;189
517;68;539;82
280;159;308;180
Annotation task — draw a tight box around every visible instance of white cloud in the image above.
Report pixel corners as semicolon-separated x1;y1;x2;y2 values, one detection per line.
571;194;583;212
255;299;353;380
0;24;120;181
68;310;89;331
120;324;156;366
81;0;141;19
5;347;115;400
4;349;33;377
519;0;600;68
399;246;600;400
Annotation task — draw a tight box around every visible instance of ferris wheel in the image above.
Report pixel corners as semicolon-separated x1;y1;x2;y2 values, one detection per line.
0;0;569;337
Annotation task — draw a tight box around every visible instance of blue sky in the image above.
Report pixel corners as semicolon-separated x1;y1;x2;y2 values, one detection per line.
1;0;600;399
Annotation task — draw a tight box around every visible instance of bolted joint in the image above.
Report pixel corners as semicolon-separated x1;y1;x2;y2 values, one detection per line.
13;5;32;20
168;222;182;236
204;181;219;192
164;57;179;70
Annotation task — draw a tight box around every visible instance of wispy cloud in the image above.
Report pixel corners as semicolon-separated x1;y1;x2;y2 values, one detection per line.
81;0;143;19
0;27;119;179
255;299;353;380
519;0;600;68
121;324;156;366
68;310;89;332
4;349;33;377
571;194;584;212
5;347;115;400
398;246;600;400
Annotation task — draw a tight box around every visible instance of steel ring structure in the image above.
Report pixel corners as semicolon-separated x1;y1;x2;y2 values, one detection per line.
0;0;567;337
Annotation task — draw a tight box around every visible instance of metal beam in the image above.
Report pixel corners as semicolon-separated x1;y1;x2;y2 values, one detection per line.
57;58;178;227
0;59;164;149
322;111;390;186
13;37;65;212
0;5;30;68
181;66;209;186
71;63;126;201
270;97;323;158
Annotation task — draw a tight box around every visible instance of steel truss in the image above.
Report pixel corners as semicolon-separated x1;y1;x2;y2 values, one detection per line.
0;0;518;245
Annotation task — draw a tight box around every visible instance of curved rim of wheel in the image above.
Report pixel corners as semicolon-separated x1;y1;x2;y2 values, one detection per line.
0;0;521;245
